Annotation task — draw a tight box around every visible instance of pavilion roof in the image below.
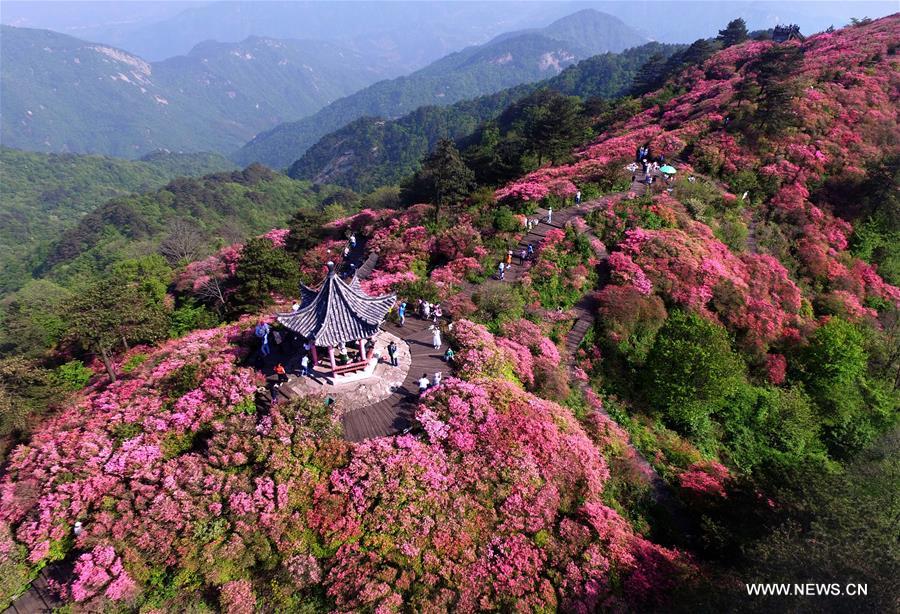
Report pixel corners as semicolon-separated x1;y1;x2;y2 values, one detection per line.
276;265;395;346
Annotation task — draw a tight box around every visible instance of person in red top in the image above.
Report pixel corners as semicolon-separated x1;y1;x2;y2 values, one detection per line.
275;363;288;383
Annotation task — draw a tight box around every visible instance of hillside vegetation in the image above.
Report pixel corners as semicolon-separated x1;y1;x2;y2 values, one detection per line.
233;10;648;168
287;42;682;192
0;15;897;614
0;26;390;157
0;147;235;295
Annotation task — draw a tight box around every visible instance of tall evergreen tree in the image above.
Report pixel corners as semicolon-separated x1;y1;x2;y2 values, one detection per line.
718;18;749;47
520;91;587;166
232;237;300;311
629;53;669;95
403;139;475;220
68;277;169;382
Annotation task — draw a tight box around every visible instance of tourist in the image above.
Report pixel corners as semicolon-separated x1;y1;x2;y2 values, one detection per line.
292;301;300;311
505;250;512;267
338;342;349;362
444;347;455;363
527;243;534;259
433;371;442;387
498;261;506;280
547;207;553;224
349;262;357;276
387;340;398;366
300;354;310;376
365;338;376;358
433;303;443;322
349;233;357;249
431;324;442;350
422;301;431;320
418;373;430;394
575;189;581;204
398;301;407;326
255;321;271;357
519;248;527;265
272;329;282;350
275;363;288;383
343;246;350;258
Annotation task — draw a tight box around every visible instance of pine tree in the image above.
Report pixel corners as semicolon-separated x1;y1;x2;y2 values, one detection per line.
233;237;300;311
403;139;475;220
630;53;668;95
68;277;169;382
520;91;587;166
718;18;749;47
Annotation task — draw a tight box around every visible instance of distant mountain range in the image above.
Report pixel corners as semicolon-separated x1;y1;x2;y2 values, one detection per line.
5;1;894;64
285;42;682;193
0;25;392;157
233;10;648;169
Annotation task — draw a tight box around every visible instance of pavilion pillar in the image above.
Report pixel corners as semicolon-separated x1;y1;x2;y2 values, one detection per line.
358;338;366;360
311;345;318;365
328;347;337;372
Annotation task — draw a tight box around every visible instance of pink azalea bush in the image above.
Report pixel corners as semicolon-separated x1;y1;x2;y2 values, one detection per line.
449;319;562;393
311;378;692;611
678;460;731;500
610;225;807;354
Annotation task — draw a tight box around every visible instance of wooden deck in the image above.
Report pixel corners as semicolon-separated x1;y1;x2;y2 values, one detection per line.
341;315;447;441
4;568;65;614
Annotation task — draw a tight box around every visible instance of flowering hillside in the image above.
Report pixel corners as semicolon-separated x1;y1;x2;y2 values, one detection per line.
2;15;898;613
0;314;692;610
499;15;900;356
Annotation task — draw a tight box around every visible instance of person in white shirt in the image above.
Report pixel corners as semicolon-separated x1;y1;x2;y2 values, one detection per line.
300;354;310;376
418;373;430;394
433;372;442;387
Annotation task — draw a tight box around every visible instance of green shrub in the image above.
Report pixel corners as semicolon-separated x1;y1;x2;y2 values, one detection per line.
644;310;745;438
170;303;219;338
121;353;149;374
52;360;93;390
472;284;525;332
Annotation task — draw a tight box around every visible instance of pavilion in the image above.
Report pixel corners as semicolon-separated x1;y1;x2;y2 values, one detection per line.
277;262;396;375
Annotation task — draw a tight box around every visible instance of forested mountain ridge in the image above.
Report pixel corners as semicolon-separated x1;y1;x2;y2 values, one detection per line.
286;42;682;191
0;147;235;295
33;165;339;288
0;26;390;157
232;9;648;168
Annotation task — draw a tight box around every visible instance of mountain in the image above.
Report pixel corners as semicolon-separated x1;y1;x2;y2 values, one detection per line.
7;1;895;66
490;8;648;56
1;15;899;614
32;165;341;287
0;26;391;158
286;42;682;192
233;10;648;169
0;147;235;295
41;1;603;64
